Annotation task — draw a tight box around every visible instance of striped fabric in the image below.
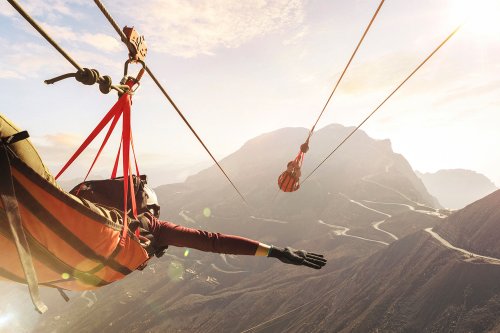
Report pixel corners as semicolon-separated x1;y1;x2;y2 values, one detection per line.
0;153;148;291
278;171;300;192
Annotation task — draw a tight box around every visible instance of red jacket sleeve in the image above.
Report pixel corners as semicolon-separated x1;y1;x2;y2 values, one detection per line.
147;217;259;255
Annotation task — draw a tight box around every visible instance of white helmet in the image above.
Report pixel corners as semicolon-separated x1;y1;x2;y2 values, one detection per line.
143;184;160;218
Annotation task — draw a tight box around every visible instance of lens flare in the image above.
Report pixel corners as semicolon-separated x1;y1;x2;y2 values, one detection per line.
448;0;500;40
203;207;211;218
167;261;184;281
184;248;190;257
74;259;101;287
61;272;70;280
0;312;14;328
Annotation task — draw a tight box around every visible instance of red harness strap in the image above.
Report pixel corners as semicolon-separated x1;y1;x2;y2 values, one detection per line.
55;96;128;180
56;81;140;246
277;150;304;193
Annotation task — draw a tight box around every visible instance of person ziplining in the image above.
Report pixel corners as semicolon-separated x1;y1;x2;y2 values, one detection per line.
1;0;326;313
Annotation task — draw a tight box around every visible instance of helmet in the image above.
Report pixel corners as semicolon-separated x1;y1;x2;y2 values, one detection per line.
143;184;160;218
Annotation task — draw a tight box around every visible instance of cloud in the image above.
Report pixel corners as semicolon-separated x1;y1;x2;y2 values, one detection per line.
0;42;69;80
32;132;118;179
0;34;121;81
283;26;309;46
42;23;121;53
81;33;121;52
336;52;416;95
43;133;82;147
0;1;15;17
1;2;121;81
433;78;500;107
0;70;23;79
1;0;88;21
112;0;306;57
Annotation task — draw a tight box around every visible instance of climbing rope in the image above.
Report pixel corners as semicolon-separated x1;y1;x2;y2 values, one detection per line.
45;68;129;95
301;25;462;184
92;0;248;204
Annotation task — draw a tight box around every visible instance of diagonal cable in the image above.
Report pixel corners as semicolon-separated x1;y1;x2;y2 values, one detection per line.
92;0;247;204
306;0;385;140
7;0;82;71
302;25;461;185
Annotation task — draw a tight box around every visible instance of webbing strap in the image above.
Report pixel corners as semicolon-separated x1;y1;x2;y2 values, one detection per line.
55;95;129;180
1;131;30;145
81;109;122;185
57;288;70;302
121;95;133;244
0;144;48;313
294;151;304;168
56;80;139;246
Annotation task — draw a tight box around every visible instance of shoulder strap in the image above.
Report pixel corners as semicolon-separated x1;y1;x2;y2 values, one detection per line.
0;136;48;313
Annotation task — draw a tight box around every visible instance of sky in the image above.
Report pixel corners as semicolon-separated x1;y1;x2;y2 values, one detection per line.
1;0;499;187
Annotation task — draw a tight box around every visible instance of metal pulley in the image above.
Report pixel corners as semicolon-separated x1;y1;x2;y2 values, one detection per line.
123;26;147;62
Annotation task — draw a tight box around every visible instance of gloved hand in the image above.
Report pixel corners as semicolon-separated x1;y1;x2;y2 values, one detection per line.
268;246;327;269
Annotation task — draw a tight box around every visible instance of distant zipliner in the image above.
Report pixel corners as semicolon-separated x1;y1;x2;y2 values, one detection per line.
277;0;385;192
1;1;326;314
277;141;309;192
277;0;460;191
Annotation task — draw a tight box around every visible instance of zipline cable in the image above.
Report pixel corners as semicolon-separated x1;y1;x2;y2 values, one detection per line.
93;0;248;204
301;25;461;185
306;0;385;140
6;0;82;72
276;0;384;194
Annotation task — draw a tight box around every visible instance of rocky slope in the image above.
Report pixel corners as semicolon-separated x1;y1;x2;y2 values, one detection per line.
435;189;500;258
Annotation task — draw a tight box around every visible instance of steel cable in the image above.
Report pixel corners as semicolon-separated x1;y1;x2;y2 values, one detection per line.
302;25;461;185
306;0;385;141
92;0;248;204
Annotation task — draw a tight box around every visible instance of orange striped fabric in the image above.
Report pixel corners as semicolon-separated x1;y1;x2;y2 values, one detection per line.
278;171;300;192
0;155;148;291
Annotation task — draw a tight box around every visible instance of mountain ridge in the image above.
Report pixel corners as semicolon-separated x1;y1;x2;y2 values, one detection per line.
417;169;498;209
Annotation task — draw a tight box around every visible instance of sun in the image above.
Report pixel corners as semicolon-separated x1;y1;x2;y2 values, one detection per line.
448;0;500;40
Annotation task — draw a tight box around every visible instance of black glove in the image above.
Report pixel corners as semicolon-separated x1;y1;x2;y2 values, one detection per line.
268;246;327;269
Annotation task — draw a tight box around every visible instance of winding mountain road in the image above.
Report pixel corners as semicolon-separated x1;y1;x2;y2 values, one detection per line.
363;200;447;219
249;216;289;224
210;263;248;274
425;228;500;265
340;193;398;241
179;210;197;224
318;220;389;246
372;220;398;240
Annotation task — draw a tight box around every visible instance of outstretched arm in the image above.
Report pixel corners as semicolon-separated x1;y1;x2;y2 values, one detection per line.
147;216;327;269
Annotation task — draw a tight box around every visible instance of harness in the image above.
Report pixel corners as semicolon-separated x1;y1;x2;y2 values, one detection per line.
0;131;48;313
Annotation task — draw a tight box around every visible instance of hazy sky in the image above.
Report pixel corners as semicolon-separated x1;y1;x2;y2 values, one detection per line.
1;0;499;186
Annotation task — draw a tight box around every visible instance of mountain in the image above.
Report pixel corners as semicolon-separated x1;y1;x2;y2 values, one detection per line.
158;124;440;219
256;190;500;333
31;184;500;332
247;231;500;333
435;189;500;258
7;124;453;332
417;169;498;210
